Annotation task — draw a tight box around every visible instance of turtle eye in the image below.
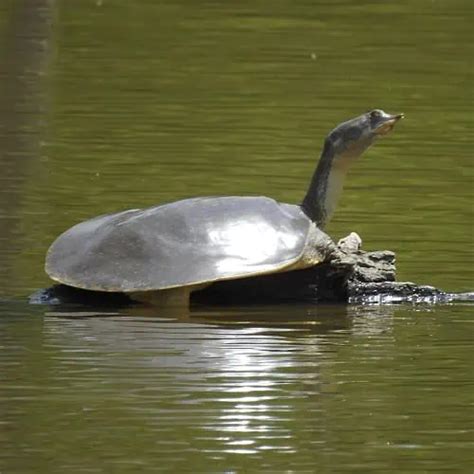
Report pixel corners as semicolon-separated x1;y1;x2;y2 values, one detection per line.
370;110;382;119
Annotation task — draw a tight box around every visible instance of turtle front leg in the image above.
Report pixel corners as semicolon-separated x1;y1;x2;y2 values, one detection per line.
337;232;362;252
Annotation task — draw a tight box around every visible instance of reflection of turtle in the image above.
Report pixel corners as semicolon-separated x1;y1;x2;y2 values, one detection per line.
45;110;403;306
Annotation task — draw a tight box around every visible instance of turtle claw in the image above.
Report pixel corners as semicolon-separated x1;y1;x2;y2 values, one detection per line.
337;232;362;252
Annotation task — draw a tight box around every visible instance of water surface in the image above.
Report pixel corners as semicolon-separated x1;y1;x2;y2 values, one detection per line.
1;302;473;472
0;0;472;472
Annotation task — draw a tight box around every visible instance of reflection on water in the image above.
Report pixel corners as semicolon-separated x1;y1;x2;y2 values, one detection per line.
0;0;53;295
1;302;472;472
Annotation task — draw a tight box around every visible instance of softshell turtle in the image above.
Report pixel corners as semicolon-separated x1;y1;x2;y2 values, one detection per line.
45;110;403;306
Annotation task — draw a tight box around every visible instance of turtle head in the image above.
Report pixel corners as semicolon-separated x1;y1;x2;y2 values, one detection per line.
325;109;404;162
302;109;403;228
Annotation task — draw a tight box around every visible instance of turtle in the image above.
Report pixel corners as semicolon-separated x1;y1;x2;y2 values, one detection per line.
45;109;403;307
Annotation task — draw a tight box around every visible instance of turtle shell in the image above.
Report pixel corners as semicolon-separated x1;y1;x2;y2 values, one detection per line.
45;196;328;292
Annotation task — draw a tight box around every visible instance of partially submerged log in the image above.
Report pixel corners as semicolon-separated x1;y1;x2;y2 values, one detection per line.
195;235;468;305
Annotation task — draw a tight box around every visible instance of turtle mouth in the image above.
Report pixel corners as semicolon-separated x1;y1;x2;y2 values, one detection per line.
374;113;404;136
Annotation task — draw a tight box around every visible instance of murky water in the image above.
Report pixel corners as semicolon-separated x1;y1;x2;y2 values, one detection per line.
0;0;472;472
1;302;473;472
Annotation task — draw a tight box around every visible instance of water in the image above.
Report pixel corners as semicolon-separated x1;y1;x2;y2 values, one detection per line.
0;0;472;472
1;302;473;472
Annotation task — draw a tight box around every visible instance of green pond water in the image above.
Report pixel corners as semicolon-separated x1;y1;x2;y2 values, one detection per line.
0;0;472;472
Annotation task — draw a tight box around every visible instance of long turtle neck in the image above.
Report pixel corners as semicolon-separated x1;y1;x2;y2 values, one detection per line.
300;110;403;228
301;138;364;229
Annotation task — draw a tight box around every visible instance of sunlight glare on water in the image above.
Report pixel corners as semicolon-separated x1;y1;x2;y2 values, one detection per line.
1;303;473;472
